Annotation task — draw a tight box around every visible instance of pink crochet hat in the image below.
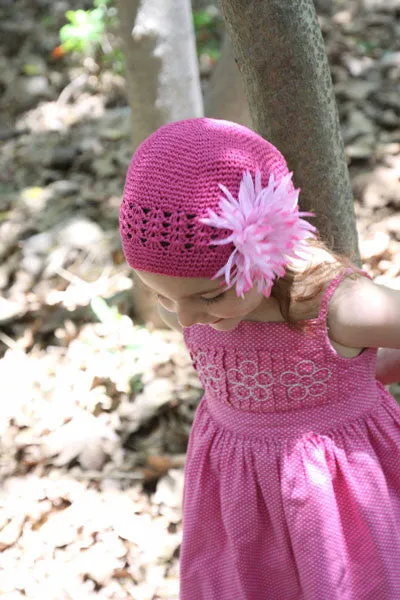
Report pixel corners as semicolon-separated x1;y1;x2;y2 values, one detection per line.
119;118;294;278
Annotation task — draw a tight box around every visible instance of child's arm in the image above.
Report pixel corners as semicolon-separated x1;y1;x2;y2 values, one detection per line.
376;348;400;385
157;303;182;333
328;276;400;350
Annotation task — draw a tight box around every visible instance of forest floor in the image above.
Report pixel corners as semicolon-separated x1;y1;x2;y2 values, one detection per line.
1;0;400;598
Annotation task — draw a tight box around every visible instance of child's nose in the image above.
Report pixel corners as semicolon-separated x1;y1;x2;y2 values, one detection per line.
176;302;204;328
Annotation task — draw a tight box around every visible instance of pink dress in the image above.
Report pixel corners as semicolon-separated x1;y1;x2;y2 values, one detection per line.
180;270;400;599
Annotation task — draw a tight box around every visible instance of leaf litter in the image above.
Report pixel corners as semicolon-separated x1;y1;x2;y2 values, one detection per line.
1;0;400;597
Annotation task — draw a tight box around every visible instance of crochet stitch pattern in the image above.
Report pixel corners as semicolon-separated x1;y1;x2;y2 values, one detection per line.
119;118;294;278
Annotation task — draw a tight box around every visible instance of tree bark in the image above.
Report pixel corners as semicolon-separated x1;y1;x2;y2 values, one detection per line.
117;0;204;326
117;0;203;148
204;34;251;127
219;0;360;262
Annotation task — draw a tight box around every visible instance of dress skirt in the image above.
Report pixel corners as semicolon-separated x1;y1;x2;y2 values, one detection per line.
179;383;400;600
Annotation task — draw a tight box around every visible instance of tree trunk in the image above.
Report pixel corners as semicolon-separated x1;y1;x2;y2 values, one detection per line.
117;0;204;326
204;0;333;128
219;0;360;262
204;33;251;127
117;0;203;147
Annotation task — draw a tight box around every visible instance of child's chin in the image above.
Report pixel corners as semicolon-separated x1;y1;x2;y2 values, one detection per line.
210;317;241;331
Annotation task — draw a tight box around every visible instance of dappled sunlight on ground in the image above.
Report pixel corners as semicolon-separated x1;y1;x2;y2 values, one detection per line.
1;0;400;597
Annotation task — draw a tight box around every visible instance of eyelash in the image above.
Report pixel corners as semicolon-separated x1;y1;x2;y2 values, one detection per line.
156;293;226;304
201;293;226;304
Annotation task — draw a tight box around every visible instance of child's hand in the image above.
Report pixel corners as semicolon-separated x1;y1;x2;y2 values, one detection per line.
376;348;400;385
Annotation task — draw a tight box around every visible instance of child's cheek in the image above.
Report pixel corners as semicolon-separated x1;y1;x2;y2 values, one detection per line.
218;299;252;319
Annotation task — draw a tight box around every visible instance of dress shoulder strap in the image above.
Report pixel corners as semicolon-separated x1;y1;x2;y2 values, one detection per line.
316;267;370;323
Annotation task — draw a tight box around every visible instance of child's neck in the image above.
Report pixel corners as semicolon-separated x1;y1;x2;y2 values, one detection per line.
246;296;285;323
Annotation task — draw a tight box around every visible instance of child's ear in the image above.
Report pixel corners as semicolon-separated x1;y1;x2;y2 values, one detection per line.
157;303;182;333
131;272;166;328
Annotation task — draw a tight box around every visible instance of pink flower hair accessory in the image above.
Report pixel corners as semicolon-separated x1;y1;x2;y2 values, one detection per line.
200;169;316;298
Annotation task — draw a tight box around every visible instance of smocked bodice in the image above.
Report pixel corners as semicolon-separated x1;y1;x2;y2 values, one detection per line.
183;273;378;415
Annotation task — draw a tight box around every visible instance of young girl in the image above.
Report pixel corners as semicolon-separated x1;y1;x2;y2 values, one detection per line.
119;118;400;599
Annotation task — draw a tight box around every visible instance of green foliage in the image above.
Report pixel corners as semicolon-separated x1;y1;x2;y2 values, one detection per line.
22;63;43;76
193;10;216;30
41;15;55;28
60;8;105;53
94;0;113;7
193;8;224;63
129;373;144;396
100;47;125;74
356;39;379;55
58;2;222;74
58;0;124;72
91;296;122;326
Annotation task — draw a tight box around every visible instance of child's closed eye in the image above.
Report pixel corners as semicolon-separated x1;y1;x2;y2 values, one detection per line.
200;292;226;304
156;291;226;305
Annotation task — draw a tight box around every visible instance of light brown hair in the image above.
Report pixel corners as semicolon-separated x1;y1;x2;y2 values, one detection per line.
271;238;363;327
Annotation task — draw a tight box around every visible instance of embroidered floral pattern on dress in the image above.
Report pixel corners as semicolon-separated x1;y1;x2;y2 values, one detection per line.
193;351;223;395
280;360;332;402
227;360;273;402
191;349;336;411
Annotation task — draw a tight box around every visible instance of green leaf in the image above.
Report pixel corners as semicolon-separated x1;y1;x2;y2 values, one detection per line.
22;63;42;76
59;2;120;61
203;48;221;61
74;10;92;26
42;15;54;27
60;7;105;53
65;10;78;24
193;10;214;30
94;0;113;7
90;296;121;325
129;374;144;395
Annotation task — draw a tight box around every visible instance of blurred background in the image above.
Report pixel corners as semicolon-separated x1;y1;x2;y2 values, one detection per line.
1;0;400;598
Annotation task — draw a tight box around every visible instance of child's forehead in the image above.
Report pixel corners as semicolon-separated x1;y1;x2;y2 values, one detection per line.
135;270;224;298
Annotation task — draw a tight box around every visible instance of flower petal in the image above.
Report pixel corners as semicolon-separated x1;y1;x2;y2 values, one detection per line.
204;170;314;297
